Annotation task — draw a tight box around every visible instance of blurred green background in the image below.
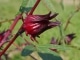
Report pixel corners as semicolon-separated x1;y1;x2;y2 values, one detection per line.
0;0;80;60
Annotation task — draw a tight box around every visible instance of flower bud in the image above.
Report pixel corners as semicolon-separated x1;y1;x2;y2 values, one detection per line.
23;12;60;41
65;33;75;44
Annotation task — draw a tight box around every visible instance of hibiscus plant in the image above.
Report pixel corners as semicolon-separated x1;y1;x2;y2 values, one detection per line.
0;0;80;60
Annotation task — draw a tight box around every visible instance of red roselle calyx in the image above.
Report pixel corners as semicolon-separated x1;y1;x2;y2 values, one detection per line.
65;33;75;44
50;37;58;44
23;12;60;41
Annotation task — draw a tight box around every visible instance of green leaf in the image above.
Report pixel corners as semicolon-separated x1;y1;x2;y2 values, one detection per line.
37;44;68;52
19;0;29;13
21;45;36;56
21;49;33;56
26;0;36;7
38;52;62;60
19;7;32;13
21;0;29;7
19;0;36;13
37;44;58;56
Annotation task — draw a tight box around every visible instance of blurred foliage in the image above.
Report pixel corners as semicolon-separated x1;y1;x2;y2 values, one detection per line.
0;0;80;60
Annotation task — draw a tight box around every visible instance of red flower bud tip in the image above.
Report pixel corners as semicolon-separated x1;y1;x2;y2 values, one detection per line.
65;33;75;44
23;11;60;42
50;37;58;44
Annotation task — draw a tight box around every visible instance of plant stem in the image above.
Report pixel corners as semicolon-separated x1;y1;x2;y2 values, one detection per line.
29;0;41;15
0;14;22;47
0;25;24;57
